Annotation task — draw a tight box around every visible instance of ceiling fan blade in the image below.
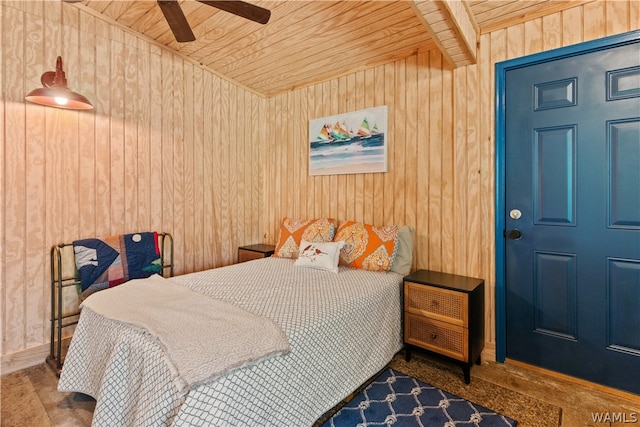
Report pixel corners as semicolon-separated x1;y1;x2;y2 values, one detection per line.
158;0;196;43
197;0;270;25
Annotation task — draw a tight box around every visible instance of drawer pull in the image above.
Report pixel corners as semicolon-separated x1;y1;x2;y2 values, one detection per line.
431;333;437;340
431;300;439;307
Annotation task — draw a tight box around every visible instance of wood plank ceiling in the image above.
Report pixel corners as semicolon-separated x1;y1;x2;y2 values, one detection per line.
74;0;593;97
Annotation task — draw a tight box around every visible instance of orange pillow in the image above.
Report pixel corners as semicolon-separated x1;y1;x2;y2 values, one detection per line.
274;217;337;259
334;221;399;272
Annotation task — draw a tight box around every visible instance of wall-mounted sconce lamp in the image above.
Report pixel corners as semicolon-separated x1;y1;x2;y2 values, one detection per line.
25;56;93;110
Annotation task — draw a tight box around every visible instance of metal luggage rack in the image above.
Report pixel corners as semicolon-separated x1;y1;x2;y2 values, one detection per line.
47;232;174;375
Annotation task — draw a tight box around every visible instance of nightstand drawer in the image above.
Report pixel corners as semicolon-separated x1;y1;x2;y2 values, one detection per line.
404;281;467;325
405;313;467;361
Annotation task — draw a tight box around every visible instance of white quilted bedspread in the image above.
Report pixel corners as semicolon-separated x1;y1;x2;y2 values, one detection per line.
79;275;290;393
58;257;403;427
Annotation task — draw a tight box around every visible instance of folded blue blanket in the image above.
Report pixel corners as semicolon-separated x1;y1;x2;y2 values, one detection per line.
73;232;161;299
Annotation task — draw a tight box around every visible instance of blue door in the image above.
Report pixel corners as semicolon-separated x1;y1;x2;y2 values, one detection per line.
504;37;640;393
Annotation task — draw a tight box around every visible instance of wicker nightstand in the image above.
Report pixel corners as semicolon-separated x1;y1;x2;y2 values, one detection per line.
403;270;485;384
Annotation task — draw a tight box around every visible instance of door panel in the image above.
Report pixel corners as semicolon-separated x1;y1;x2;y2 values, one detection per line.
505;40;640;394
533;251;577;340
534;126;576;225
609;119;640;228
609;258;640;353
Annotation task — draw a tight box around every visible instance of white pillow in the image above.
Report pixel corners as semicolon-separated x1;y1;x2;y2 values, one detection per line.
294;240;345;273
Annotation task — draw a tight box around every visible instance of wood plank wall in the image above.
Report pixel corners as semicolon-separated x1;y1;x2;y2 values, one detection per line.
262;0;639;360
0;1;266;371
2;0;638;372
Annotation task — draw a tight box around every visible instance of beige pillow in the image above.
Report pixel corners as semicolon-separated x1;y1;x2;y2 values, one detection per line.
390;226;413;275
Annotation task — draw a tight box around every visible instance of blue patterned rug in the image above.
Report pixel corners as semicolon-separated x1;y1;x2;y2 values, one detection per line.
321;368;517;427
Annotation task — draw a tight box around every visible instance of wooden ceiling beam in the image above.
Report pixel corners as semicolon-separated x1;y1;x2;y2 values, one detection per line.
409;0;479;68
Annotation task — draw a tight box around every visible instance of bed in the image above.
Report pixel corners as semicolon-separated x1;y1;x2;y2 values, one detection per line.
58;256;404;426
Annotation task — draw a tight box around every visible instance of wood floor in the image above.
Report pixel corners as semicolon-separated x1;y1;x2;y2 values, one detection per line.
1;350;639;426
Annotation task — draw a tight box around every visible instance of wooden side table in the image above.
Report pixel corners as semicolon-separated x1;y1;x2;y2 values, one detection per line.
403;269;485;384
237;244;275;263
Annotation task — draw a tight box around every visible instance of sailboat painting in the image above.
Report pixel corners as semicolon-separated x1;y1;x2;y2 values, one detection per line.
309;106;388;176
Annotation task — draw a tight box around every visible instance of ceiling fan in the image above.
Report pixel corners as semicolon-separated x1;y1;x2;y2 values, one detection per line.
64;0;271;43
158;0;271;43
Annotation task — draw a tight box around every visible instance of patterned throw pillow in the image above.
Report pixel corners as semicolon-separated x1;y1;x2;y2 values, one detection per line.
274;217;337;259
334;221;399;272
294;240;345;273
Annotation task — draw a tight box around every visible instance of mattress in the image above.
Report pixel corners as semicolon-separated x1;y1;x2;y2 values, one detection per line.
58;257;403;426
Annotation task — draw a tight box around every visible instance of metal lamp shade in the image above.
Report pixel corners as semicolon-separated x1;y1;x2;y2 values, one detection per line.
25;56;93;110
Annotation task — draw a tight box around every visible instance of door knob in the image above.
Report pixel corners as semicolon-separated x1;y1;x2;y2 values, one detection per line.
505;229;522;240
